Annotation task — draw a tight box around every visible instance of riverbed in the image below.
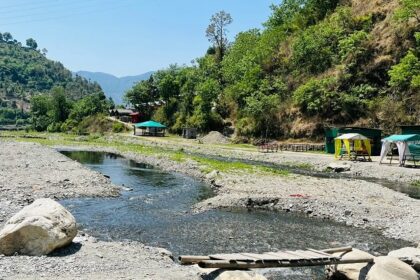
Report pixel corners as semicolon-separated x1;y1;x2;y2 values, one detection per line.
59;150;411;279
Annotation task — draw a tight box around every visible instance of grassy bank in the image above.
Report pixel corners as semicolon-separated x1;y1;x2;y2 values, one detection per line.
0;131;291;177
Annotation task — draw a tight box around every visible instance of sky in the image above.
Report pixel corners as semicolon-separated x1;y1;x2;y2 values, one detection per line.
0;0;276;77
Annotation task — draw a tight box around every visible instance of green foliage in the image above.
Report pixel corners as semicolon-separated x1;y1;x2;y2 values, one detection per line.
394;0;420;23
123;0;419;139
0;32;104;125
25;38;38;50
293;78;338;116
388;51;420;91
338;31;370;63
112;122;126;133
31;87;109;132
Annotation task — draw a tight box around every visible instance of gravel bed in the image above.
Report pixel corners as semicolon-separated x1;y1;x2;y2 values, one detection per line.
0;141;200;280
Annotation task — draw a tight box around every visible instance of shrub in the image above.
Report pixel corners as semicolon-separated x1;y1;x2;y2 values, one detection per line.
112;122;125;133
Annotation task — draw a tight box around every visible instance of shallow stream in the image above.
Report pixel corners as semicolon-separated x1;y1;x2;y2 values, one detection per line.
60;151;411;280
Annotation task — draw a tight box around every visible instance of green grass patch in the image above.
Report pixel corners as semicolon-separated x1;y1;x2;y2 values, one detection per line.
283;162;314;170
191;156;254;173
260;167;290;176
3;131;291;177
411;180;420;188
170;151;186;162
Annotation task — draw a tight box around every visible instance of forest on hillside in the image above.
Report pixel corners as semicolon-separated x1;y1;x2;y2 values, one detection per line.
125;0;419;140
0;33;104;126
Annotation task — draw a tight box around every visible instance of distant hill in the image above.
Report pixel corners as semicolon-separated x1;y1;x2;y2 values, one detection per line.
0;33;103;125
76;71;154;104
0;35;102;101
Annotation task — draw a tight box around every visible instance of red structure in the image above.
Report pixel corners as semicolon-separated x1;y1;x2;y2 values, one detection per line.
130;112;140;123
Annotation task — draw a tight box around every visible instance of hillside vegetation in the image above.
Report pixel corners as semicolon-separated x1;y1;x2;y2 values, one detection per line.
0;33;103;125
125;0;419;140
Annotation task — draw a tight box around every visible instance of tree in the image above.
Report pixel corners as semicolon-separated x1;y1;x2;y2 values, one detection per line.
206;11;233;62
31;95;52;131
26;38;38;50
50;87;70;123
394;0;420;23
3;32;13;42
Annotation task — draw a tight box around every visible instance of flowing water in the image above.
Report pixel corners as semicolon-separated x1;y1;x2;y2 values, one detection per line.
60;151;411;280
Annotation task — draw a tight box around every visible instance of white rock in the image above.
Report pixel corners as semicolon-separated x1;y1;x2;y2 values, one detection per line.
205;170;220;180
388;247;420;272
326;248;374;280
0;198;77;256
215;271;267;280
366;256;418;280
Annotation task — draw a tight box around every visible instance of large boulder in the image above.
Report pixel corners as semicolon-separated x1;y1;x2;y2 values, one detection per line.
215;271;267;280
0;198;77;256
326;248;374;280
388;247;420;272
366;256;418;280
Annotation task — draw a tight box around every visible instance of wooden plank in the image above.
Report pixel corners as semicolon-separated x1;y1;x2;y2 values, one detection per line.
209;253;255;261
294;250;321;260
285;250;317;260
297;250;330;260
307;248;338;259
266;251;301;260
301;250;332;260
321;246;352;254
178;256;210;265
239;253;265;260
198;257;374;269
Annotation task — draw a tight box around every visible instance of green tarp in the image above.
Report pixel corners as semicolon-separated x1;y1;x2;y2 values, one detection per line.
383;134;420;142
134;120;166;128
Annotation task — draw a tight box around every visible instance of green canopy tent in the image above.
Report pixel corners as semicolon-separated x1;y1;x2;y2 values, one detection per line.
133;120;167;137
380;134;420;166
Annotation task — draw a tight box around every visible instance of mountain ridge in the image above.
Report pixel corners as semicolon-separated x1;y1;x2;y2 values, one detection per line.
76;71;154;104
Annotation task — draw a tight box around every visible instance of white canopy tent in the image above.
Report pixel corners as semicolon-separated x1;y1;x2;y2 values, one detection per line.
335;133;368;140
379;134;420;165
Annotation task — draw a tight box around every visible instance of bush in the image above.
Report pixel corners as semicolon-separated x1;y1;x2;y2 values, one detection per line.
112;122;125;133
293;78;339;117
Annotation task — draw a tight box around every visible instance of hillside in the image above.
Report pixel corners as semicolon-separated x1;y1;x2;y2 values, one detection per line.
0;33;103;125
76;71;154;104
125;0;419;139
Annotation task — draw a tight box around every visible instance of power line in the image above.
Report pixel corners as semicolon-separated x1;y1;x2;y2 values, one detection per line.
0;0;129;20
0;0;97;14
0;1;136;26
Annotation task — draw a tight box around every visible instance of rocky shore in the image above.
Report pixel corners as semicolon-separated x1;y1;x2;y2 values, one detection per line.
0;141;201;279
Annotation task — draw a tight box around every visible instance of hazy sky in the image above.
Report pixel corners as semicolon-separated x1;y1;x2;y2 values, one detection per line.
0;0;275;77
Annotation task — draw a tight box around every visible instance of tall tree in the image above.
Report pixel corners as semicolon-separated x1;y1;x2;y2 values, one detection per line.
206;11;233;62
3;32;12;42
26;38;38;50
